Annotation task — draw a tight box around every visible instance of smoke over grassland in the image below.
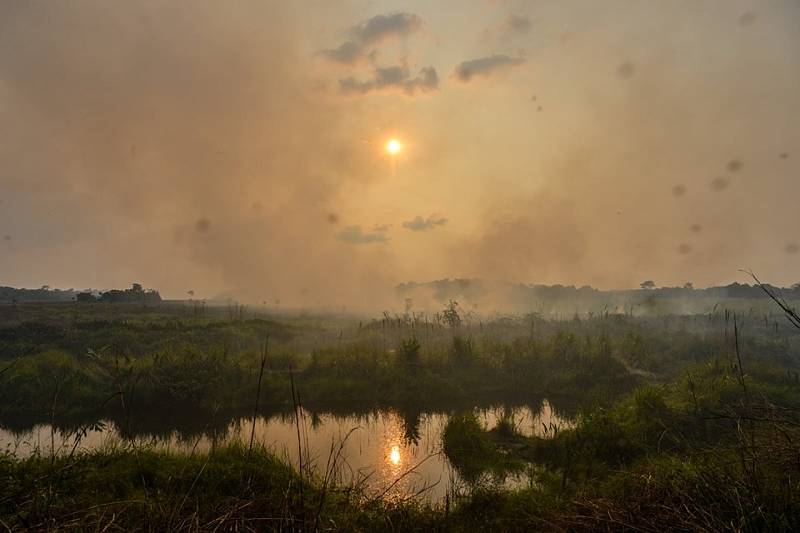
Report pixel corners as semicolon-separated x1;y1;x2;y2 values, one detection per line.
1;1;799;309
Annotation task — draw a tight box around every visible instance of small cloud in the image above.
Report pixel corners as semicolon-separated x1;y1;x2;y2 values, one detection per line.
672;184;687;197
320;12;423;65
617;62;635;79
454;54;525;82
340;66;438;96
506;14;532;34
711;177;729;191
677;243;693;254
402;215;448;231
787;243;799;254
319;41;363;64
337;225;389;244
354;12;423;45
195;218;211;232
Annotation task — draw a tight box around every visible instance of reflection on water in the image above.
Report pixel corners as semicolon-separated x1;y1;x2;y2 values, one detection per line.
0;401;572;502
478;399;572;438
389;445;401;465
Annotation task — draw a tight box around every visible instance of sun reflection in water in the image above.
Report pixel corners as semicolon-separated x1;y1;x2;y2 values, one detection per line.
389;445;401;466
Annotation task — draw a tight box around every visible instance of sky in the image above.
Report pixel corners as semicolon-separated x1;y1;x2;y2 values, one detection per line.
0;0;798;307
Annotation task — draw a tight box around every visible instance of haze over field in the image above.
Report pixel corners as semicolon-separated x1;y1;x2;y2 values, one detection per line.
1;0;798;307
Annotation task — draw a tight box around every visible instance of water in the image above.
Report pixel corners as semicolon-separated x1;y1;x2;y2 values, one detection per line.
0;401;571;502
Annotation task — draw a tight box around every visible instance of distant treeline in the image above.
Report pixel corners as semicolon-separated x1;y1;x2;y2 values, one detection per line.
397;279;800;314
0;283;161;303
0;286;79;303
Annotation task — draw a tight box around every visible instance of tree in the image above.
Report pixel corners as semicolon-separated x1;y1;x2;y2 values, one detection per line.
442;300;462;328
640;280;656;290
683;282;694;290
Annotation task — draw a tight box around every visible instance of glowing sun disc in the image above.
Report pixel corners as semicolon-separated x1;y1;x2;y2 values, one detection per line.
386;139;402;154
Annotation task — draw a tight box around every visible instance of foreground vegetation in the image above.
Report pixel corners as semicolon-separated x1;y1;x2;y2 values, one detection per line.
2;297;800;530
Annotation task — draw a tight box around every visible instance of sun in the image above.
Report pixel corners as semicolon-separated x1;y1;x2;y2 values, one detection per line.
386;139;402;155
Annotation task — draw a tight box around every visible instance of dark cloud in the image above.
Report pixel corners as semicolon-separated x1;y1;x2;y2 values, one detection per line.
340;66;438;96
353;12;423;45
454;55;525;82
711;177;730;191
195;218;211;233
337;225;389;244
672;185;687;197
507;14;532;34
617;62;635;79
319;41;363;64
320;12;423;65
402;215;448;231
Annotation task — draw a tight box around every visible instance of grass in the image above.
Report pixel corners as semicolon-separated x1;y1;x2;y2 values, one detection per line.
0;440;446;531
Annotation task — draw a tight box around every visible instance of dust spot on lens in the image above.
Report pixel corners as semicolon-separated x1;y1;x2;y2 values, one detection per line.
779;152;789;160
327;213;340;225
678;243;693;255
738;11;757;27
672;185;687;197
251;201;263;213
787;243;800;254
2;235;10;241
690;224;702;234
617;62;635;79
195;218;211;233
727;159;742;172
711;177;729;191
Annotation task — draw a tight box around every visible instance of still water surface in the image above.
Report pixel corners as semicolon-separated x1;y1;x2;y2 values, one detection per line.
0;401;571;502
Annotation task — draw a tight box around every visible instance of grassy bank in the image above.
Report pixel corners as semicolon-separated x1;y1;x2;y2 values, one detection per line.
441;354;800;531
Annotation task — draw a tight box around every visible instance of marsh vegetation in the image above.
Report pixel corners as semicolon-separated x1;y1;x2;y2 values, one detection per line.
1;292;800;530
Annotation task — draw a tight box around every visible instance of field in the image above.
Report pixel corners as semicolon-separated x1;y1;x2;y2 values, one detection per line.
2;298;800;531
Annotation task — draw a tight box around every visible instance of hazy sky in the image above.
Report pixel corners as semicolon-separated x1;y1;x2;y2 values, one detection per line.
1;1;798;306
